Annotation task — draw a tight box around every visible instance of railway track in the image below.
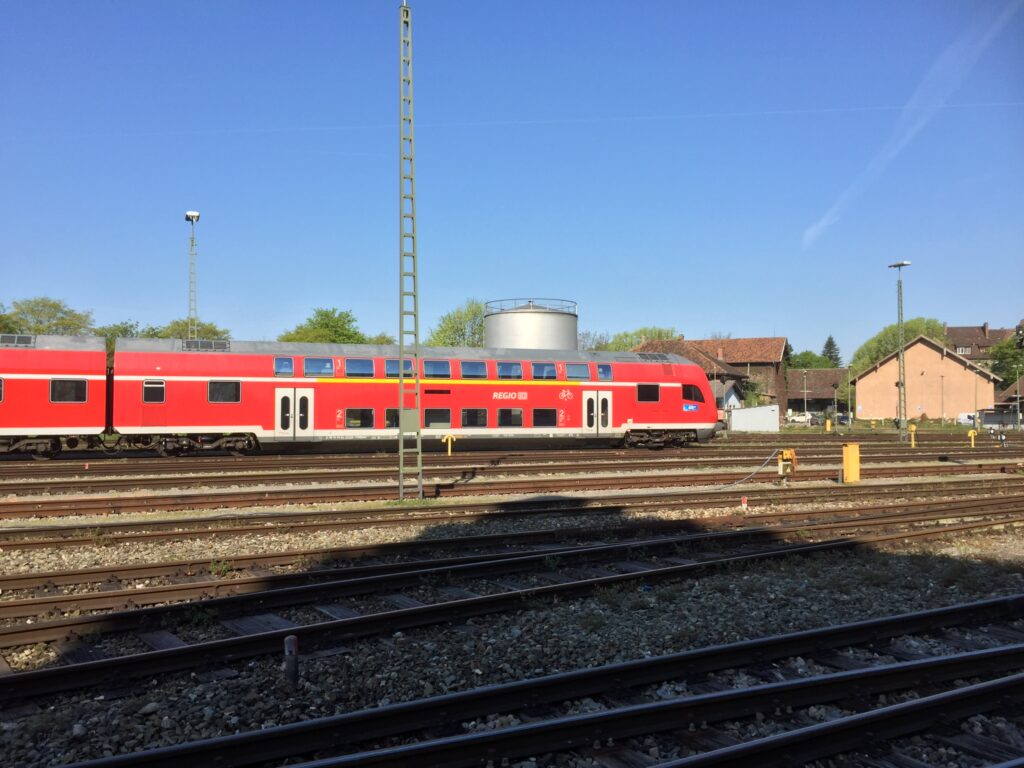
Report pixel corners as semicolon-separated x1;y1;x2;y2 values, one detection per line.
5;493;1023;617
2;460;1021;518
40;595;1024;768
4;487;1024;596
1;509;1020;703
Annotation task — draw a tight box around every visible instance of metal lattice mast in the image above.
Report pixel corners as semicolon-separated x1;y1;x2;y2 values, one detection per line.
398;1;423;499
889;260;911;442
185;211;200;340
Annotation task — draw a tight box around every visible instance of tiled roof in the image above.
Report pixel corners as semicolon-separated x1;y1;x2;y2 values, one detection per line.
786;368;849;401
633;339;748;378
684;337;788;365
945;323;1013;350
997;377;1023;403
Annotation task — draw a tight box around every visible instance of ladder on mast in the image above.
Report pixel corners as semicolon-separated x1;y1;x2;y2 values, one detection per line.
398;0;423;499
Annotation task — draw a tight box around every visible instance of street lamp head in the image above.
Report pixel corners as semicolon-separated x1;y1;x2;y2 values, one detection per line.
184;211;200;224
888;261;911;269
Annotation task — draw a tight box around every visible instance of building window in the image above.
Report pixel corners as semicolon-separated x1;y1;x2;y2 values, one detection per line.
345;408;374;428
956;346;971;355
385;359;414;378
497;362;523;380
274;357;294;377
385;408;399;428
208;381;241;403
424;408;451;428
50;379;87;403
460;360;487;379
565;363;590;380
424;360;451;378
682;384;705;403
533;408;557;427
461;408;488;428
345;358;374;378
531;362;557;380
637;384;660;402
498;408;523;427
143;380;165;403
303;357;334;377
597;364;612;381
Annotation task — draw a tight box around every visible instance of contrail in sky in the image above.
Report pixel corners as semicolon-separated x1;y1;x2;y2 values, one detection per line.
802;0;1024;249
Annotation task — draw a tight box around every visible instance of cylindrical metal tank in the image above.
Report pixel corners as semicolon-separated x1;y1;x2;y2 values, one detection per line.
484;298;578;351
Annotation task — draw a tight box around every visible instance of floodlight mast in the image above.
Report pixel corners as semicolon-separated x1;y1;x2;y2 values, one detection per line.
888;261;911;441
185;211;201;341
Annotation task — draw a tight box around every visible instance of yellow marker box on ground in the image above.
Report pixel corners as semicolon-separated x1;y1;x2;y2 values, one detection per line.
842;443;860;484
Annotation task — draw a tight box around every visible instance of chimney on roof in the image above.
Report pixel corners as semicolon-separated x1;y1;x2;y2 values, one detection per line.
983;322;989;338
717;346;724;360
678;334;684;341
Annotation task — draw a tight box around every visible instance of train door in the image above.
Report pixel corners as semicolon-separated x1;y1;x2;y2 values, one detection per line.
582;390;612;434
274;387;315;439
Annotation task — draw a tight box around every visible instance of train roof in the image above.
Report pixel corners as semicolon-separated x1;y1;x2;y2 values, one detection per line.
114;338;695;366
0;333;106;352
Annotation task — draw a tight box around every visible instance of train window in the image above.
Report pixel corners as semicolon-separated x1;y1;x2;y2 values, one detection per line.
566;363;590;380
637;384;660;402
461;408;488;428
385;408;399;428
209;381;241;403
50;379;87;403
597;364;613;381
498;408;523;427
424;408;451;428
460;360;487;379
0;378;3;402
531;362;557;380
424;360;451;378
533;408;557;427
346;358;374;378
143;380;165;403
274;357;294;377
385;359;414;377
497;362;523;380
303;358;334;377
682;385;705;403
346;409;374;428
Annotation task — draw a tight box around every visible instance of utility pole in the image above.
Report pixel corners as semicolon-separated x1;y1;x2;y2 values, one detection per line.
802;370;808;417
888;261;911;441
397;0;423;499
185;211;200;340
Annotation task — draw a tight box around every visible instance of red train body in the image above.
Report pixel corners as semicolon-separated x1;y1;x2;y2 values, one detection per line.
1;334;717;457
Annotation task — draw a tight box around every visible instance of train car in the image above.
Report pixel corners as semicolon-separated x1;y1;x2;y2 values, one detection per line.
111;339;716;453
0;333;109;457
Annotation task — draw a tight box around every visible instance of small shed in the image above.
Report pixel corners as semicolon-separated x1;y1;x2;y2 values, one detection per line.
727;405;780;432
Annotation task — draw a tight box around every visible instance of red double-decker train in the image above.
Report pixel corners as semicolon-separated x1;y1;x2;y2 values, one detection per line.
0;334;717;457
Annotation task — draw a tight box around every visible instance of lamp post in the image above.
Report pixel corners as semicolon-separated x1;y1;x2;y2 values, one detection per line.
185;211;200;341
940;374;945;426
1016;363;1022;431
802;369;808;418
888;261;911;441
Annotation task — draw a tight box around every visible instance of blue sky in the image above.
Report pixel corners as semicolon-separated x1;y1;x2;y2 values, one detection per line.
1;0;1021;362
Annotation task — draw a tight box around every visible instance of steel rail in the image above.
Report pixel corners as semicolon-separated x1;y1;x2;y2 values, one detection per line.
0;516;1019;703
4;474;1021;545
659;671;1024;767
55;595;1024;768
3;488;1020;591
3;449;1017;491
3;498;1018;620
3;497;1022;619
1;462;1019;519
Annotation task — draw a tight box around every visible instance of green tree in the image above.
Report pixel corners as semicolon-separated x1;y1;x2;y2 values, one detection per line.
426;299;485;347
790;350;833;369
578;330;611;351
93;320;142;363
278;308;364;344
8;297;93;335
609;326;677;351
0;303;17;333
849;318;947;374
821;335;842;367
141;318;231;340
989;338;1024;384
365;332;397;345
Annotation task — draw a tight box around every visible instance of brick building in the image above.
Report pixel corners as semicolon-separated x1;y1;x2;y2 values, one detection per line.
852;336;1000;421
944;322;1015;366
785;368;850;414
682;337;788;405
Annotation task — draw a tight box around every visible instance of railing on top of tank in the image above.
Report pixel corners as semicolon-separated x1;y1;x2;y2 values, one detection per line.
485;298;578;315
